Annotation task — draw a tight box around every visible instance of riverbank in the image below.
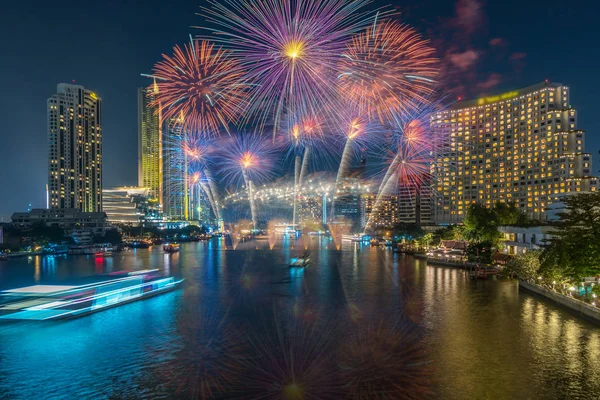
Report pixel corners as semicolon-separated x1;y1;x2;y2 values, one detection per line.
519;280;600;324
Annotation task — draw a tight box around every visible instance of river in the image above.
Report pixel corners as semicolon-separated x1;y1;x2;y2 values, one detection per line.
0;237;598;399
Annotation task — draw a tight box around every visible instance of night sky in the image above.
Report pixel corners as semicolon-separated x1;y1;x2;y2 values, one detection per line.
0;0;598;219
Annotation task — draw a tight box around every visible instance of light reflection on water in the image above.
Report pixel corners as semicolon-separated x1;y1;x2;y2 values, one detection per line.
0;238;598;399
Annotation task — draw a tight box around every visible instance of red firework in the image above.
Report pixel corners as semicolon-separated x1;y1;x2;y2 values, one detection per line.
338;19;438;125
151;39;248;136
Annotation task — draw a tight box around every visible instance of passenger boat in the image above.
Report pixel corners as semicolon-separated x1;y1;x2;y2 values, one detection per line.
0;270;183;321
290;253;310;268
94;250;113;257
163;243;180;253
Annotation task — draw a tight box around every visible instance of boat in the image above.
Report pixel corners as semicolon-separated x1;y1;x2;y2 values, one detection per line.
290;252;310;268
163;243;180;253
94;250;112;257
68;244;97;255
128;240;151;249
0;270;183;321
0;254;8;262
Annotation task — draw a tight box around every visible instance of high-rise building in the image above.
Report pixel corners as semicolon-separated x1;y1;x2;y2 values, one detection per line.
162;121;188;220
48;83;102;212
361;193;400;228
138;85;162;201
333;177;362;226
397;181;433;226
431;82;598;223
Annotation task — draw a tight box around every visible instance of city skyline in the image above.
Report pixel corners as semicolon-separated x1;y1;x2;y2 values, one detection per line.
1;0;599;219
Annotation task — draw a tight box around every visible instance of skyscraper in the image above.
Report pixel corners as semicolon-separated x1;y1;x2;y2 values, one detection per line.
138;85;162;201
162;120;188;220
48;83;102;212
432;82;598;223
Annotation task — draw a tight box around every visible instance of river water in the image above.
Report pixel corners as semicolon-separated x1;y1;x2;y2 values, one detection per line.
0;237;598;399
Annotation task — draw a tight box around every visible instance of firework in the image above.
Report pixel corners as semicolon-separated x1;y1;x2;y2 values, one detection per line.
200;0;375;133
364;99;446;231
275;112;330;226
331;112;383;221
150;39;248;136
218;134;279;227
338;18;438;125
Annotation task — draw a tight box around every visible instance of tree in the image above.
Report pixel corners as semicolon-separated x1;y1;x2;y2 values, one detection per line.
432;224;462;244
101;228;123;245
493;202;529;226
541;192;600;280
466;241;494;264
462;203;501;245
505;250;541;280
25;223;66;244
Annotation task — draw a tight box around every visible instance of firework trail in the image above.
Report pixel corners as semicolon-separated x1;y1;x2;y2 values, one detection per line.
218;134;278;228
203;168;223;228
338;17;438;126
365;107;439;231
276;113;324;227
330;113;382;221
176;131;224;223
149;38;248;136
200;0;376;135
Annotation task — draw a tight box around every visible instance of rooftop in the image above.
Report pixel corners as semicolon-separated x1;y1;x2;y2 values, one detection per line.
447;81;564;110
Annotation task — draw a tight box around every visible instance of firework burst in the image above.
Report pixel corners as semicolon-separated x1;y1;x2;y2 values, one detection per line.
338;18;438;125
218;134;279;227
200;0;375;133
150;39;248;136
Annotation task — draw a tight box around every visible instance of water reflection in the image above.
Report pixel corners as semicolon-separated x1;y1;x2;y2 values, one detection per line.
0;239;598;399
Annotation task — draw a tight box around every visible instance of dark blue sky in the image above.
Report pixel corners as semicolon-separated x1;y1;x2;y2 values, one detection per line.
0;0;598;219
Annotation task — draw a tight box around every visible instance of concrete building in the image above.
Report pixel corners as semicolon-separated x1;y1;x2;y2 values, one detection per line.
397;181;433;226
298;194;325;226
333;177;363;226
432;82;598;224
102;187;162;225
11;209;107;236
48;83;103;212
138;85;162;201
499;225;555;255
162;121;188;220
361;193;400;229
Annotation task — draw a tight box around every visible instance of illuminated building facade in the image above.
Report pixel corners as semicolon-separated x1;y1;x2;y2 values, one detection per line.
397;181;433;226
137;86;162;201
102;187;162;225
298;194;324;226
361;193;400;228
162;121;187;220
432;82;598;223
48;83;102;212
333;177;363;226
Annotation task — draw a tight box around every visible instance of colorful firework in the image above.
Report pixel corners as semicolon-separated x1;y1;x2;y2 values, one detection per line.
275;111;336;226
331;112;383;221
200;0;375;133
364;98;447;231
218;134;279;227
338;18;438;125
150;39;248;136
